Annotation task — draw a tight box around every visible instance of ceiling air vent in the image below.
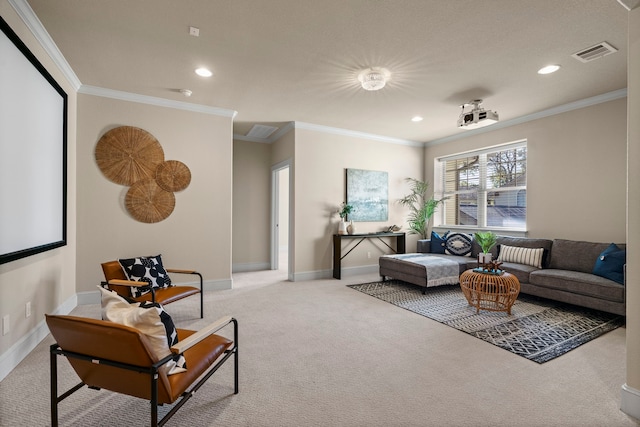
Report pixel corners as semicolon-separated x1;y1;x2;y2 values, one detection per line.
246;124;278;139
571;41;618;63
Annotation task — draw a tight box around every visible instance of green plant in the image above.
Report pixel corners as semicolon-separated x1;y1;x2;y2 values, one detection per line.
398;178;447;239
474;231;497;254
337;202;355;220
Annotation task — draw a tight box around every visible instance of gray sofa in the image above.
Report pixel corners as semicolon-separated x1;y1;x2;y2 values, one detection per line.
379;236;626;316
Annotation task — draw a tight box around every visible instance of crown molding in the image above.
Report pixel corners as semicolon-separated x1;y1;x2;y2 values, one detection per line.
79;85;238;118
426;88;628;146
8;0;82;91
294;122;424;147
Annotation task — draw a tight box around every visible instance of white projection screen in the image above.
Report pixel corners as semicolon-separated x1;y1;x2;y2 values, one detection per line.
0;16;67;264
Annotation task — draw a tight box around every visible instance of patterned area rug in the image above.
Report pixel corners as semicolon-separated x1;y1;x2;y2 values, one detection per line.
348;280;625;363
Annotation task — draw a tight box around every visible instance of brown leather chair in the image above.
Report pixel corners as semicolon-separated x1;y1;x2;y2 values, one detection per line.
101;260;204;318
46;313;238;427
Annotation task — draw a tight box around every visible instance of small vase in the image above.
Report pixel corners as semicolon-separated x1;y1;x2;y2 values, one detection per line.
338;220;348;235
347;220;356;235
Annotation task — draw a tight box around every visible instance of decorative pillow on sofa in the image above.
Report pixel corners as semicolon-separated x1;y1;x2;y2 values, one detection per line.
119;254;173;299
593;243;626;285
99;286;187;375
498;245;544;268
430;231;449;254
444;232;473;257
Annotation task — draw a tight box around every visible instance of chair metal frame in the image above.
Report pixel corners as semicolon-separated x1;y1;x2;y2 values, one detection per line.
49;316;238;427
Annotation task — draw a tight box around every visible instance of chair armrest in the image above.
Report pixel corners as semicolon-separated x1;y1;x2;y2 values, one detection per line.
170;316;234;354
107;279;146;287
166;268;198;274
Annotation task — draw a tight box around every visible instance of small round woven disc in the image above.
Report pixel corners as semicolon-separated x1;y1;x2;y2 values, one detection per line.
95;126;165;186
125;178;175;223
156;160;191;192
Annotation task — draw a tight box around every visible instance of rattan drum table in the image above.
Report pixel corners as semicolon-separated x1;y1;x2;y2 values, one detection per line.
459;269;520;315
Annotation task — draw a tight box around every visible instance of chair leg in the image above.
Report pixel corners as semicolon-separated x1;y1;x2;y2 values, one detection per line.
233;318;239;394
50;345;58;427
195;272;204;318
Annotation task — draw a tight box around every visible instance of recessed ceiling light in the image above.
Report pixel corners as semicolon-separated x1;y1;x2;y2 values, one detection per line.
537;64;561;75
411;116;423;122
195;67;213;77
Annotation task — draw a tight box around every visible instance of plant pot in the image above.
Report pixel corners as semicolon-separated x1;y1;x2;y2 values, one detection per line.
478;252;492;264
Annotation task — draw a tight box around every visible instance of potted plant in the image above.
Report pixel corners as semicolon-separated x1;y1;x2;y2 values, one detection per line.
398;178;447;239
337;202;354;235
474;231;497;264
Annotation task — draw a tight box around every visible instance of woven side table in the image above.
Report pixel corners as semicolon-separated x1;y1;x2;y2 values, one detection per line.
459;269;520;315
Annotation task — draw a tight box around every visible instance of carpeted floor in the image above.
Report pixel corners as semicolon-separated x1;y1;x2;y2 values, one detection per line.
348;280;625;363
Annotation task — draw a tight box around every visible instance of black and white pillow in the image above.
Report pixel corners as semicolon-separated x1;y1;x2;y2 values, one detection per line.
119;254;173;298
99;286;187;375
444;232;473;257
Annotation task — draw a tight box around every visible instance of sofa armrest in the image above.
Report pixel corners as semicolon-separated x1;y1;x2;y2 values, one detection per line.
417;239;432;253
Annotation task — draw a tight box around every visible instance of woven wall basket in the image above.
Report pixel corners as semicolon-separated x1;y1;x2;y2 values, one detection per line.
156;160;191;192
95;126;165;186
125;178;175;223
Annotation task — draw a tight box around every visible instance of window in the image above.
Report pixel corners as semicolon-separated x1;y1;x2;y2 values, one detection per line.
435;141;527;230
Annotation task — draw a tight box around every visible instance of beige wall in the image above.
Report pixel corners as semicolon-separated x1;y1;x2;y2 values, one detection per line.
293;128;425;277
624;4;640;416
232;139;271;270
0;2;77;357
76;94;234;294
425;98;627;242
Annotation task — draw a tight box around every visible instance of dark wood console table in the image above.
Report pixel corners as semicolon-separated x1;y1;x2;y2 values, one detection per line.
333;232;406;279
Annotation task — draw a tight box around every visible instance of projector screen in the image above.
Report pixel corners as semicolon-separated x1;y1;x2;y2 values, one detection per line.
0;16;67;264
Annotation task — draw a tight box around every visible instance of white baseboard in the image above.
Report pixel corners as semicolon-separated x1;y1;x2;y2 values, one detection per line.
0;293;77;382
232;262;271;273
621;383;640;421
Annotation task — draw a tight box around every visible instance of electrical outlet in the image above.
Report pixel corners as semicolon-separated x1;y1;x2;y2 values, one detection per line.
367;251;371;259
189;26;200;37
2;315;9;336
25;302;31;318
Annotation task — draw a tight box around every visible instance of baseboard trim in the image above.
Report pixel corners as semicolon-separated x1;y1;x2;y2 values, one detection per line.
0;293;77;382
621;383;640;421
232;262;271;273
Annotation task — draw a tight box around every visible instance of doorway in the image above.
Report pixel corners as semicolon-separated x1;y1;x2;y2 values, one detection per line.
271;160;291;276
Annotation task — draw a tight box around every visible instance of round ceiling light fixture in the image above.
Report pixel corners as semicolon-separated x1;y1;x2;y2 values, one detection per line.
358;67;390;91
537;64;561;75
195;67;213;77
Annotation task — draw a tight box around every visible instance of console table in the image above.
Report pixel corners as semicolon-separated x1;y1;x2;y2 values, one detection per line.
333;232;406;279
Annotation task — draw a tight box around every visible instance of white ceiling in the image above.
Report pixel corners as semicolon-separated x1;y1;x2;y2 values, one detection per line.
25;0;629;144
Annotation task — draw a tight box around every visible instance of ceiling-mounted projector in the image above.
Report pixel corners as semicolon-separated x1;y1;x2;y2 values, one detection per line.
457;99;499;129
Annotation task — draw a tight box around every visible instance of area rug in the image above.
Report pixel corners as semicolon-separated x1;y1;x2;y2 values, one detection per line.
348;280;625;363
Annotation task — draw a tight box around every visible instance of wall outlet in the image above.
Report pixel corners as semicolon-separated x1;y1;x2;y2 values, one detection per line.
25;302;31;318
367;251;371;259
2;315;9;336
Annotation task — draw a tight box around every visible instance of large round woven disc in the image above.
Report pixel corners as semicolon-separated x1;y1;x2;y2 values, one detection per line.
156;160;191;192
125;179;175;223
95;126;165;185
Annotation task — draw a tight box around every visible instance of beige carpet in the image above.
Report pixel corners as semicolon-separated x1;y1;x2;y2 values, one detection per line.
0;271;638;427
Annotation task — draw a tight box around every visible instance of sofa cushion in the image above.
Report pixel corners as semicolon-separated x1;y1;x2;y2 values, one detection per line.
430;231;448;254
498;245;544;268
499;262;538;285
549;239;624;274
496;237;553;268
592;243;626;285
445;232;473;257
529;269;625;303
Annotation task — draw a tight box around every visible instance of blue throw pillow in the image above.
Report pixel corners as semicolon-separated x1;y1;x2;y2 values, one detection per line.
430;231;449;254
593;243;626;285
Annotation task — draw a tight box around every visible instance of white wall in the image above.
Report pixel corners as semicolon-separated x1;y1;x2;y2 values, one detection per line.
425;98;627;242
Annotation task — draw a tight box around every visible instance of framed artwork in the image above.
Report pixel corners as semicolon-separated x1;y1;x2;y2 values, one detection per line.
0;17;68;264
346;169;388;222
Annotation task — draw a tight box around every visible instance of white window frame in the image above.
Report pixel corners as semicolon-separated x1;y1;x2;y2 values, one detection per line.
434;139;527;232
